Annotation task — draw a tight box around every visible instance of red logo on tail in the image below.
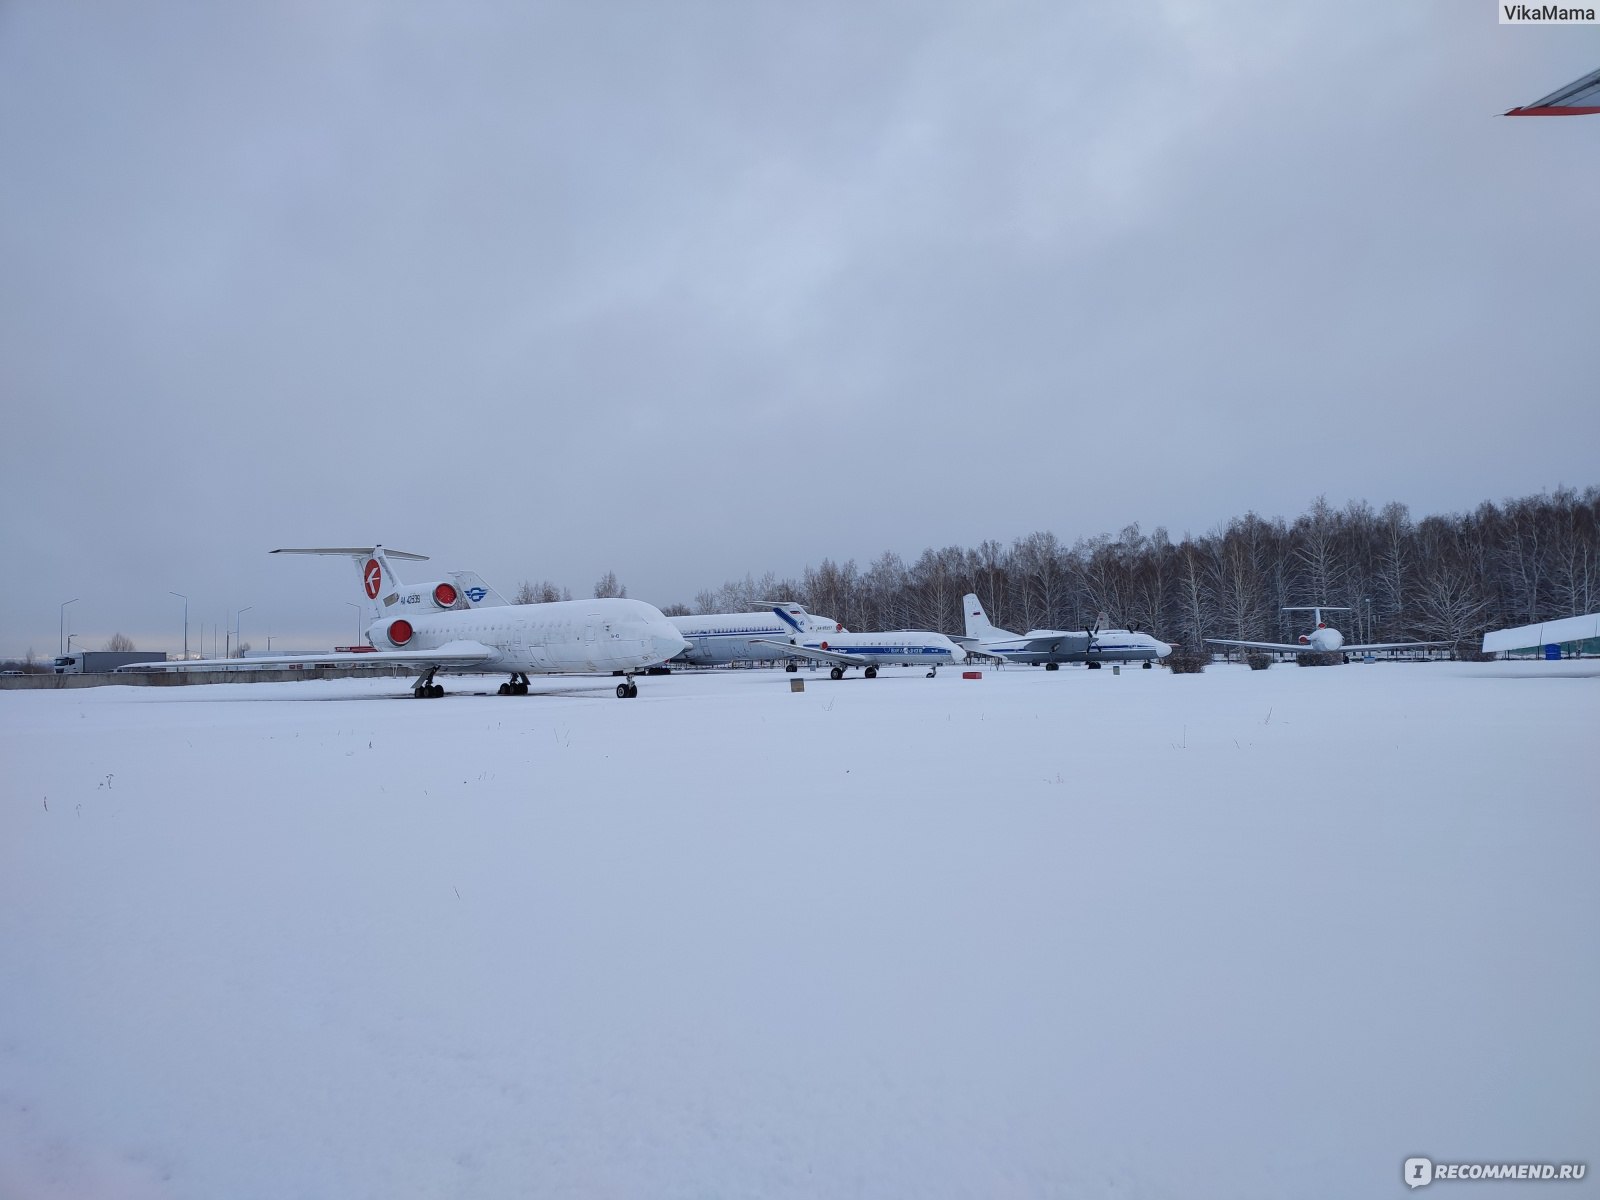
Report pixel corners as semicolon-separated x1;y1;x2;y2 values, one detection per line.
363;559;382;600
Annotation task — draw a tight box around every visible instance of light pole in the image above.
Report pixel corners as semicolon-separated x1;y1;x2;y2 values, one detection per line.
59;598;79;655
67;632;83;654
1365;597;1373;643
169;591;188;660
345;601;362;644
234;606;254;659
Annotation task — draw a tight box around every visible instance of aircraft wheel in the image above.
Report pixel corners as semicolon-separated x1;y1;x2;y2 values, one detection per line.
627;682;639;698
1087;661;1101;670
785;663;797;673
865;666;878;679
1143;660;1152;669
498;683;510;695
430;684;445;698
1045;662;1059;672
830;667;844;681
413;686;427;699
926;669;936;678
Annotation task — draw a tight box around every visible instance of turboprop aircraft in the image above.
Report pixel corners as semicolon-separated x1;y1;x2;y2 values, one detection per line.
955;593;1172;669
1205;606;1449;661
751;603;961;679
671;604;846;666
125;546;688;699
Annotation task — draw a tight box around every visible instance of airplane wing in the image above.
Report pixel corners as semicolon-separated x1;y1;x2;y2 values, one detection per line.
1505;65;1600;116
750;639;875;669
1204;638;1304;653
1341;640;1451;653
118;640;500;672
951;637;1009;663
1004;633;1092;655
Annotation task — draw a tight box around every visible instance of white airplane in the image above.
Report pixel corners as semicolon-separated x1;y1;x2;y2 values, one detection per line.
752;603;961;679
126;546;689;699
956;593;1172;669
1205;606;1449;660
671;605;845;666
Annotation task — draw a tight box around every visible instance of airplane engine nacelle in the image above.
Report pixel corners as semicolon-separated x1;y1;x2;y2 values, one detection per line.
1298;634;1310;645
396;581;468;612
386;618;414;647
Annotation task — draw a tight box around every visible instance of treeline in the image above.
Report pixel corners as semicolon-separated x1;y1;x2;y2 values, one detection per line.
666;487;1599;648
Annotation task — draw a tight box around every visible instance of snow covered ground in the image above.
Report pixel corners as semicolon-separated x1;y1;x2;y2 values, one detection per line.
3;660;1596;1199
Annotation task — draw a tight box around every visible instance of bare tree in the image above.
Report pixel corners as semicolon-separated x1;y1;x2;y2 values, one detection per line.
515;579;567;605
104;633;135;652
1375;501;1414;640
1290;495;1347;605
657;486;1597;654
593;571;626;599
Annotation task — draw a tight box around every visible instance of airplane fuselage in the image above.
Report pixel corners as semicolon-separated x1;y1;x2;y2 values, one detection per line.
787;630;961;668
978;629;1173;665
1299;627;1345;653
672;611;843;665
369;597;687;675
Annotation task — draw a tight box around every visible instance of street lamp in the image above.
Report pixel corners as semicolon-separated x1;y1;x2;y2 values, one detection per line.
345;601;362;644
234;606;254;659
67;632;83;653
169;591;188;660
59;598;78;655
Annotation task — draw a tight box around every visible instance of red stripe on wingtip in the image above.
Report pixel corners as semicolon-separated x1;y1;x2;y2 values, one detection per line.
1505;105;1600;116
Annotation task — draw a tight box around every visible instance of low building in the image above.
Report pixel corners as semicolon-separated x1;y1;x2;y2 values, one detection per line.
1481;613;1600;659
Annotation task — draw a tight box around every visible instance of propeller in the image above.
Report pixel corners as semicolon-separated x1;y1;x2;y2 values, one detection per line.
1084;612;1105;664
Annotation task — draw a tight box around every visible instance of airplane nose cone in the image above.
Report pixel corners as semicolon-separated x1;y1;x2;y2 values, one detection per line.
653;628;691;663
1157;641;1173;658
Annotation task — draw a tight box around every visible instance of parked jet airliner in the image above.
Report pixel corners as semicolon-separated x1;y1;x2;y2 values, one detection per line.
956;594;1172;668
752;604;961;679
671;605;845;666
127;546;688;699
1205;607;1448;660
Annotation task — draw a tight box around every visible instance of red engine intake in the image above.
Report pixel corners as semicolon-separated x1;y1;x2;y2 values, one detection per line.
388;619;414;647
433;583;459;608
1298;634;1310;645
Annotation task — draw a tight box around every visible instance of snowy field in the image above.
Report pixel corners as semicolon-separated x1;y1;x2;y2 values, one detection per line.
3;660;1596;1199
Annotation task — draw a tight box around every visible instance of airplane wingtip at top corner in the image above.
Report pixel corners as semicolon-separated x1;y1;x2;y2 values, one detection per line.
1505;65;1600;116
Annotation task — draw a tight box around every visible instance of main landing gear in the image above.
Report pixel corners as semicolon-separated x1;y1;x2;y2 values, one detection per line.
1045;662;1060;671
498;673;531;696
785;662;798;673
926;665;938;678
864;666;878;679
830;667;845;680
412;668;444;699
615;676;639;698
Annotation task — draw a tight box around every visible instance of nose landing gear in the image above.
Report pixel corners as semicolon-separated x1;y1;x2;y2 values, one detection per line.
615;677;639;698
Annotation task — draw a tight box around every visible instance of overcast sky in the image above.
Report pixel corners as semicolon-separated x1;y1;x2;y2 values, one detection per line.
2;2;1595;657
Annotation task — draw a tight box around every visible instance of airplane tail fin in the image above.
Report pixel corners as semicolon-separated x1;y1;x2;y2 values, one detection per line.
271;545;429;626
449;571;510;608
1283;604;1351;628
766;600;813;642
962;593;1016;642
